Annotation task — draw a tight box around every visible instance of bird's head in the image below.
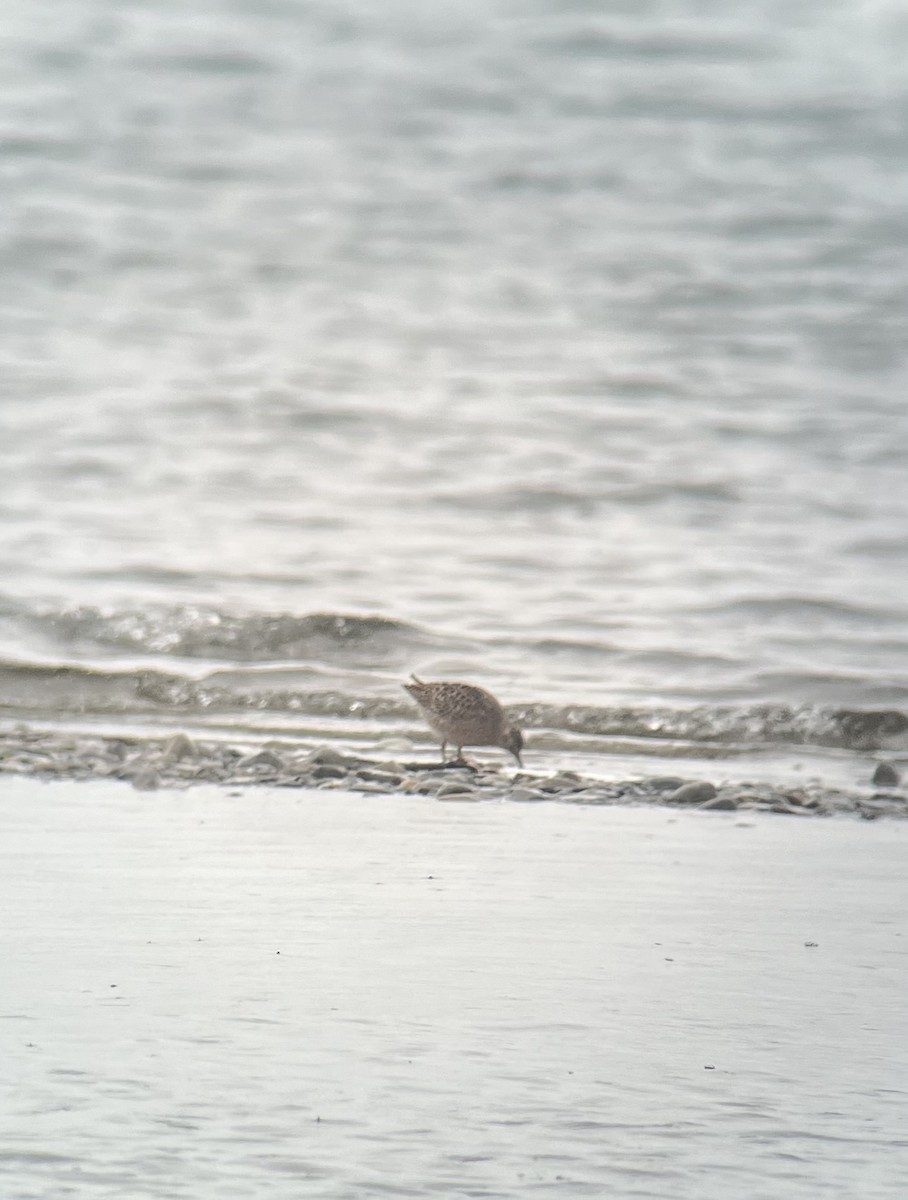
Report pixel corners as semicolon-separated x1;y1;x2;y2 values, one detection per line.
502;725;524;767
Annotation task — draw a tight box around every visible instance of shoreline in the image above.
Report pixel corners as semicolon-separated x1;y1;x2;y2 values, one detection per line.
2;726;904;819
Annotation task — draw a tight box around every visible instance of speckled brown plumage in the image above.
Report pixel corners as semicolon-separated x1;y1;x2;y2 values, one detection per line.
403;675;523;765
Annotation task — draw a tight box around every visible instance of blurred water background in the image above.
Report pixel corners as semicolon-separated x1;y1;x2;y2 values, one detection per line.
1;0;907;779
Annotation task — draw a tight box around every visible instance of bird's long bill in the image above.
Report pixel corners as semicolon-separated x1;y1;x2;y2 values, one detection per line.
509;728;524;768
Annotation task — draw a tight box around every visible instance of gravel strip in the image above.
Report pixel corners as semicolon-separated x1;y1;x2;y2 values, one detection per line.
0;729;904;818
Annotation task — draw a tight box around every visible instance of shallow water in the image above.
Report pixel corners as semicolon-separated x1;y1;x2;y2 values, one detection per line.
1;0;907;781
1;779;906;1198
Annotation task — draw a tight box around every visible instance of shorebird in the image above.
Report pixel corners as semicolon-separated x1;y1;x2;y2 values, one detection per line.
403;675;523;766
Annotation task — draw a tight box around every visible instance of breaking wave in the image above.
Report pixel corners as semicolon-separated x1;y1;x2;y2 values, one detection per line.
0;659;904;752
2;601;434;663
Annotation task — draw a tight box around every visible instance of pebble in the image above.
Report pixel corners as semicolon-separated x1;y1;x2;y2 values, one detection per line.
792;793;819;809
161;733;196;764
435;783;478;800
698;794;738;811
310;764;349;781
769;800;813;816
537;773;584;793
549;771;581;785
306;747;361;768
356;769;403;786
648;777;687;792
872;761;901;788
668;781;717;805
568;788;615;804
238;749;284;770
509;787;547;803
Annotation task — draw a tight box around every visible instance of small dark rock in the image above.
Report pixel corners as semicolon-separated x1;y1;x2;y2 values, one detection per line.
509;787;545;803
791;792;820;809
648;777;687;792
239;749;284;771
569;788;615;804
698;794;738;811
162;733;196;763
549;771;581;785
436;783;477;800
537;778;564;791
538;774;583;793
311;764;349;781
307;747;361;769
872;761;900;788
669;781;717;805
769;800;812;816
356;769;403;786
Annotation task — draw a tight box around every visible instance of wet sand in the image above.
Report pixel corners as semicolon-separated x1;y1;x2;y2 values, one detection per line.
1;777;906;1199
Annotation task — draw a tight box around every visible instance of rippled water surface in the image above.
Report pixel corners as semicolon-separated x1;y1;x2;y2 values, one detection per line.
1;0;907;772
